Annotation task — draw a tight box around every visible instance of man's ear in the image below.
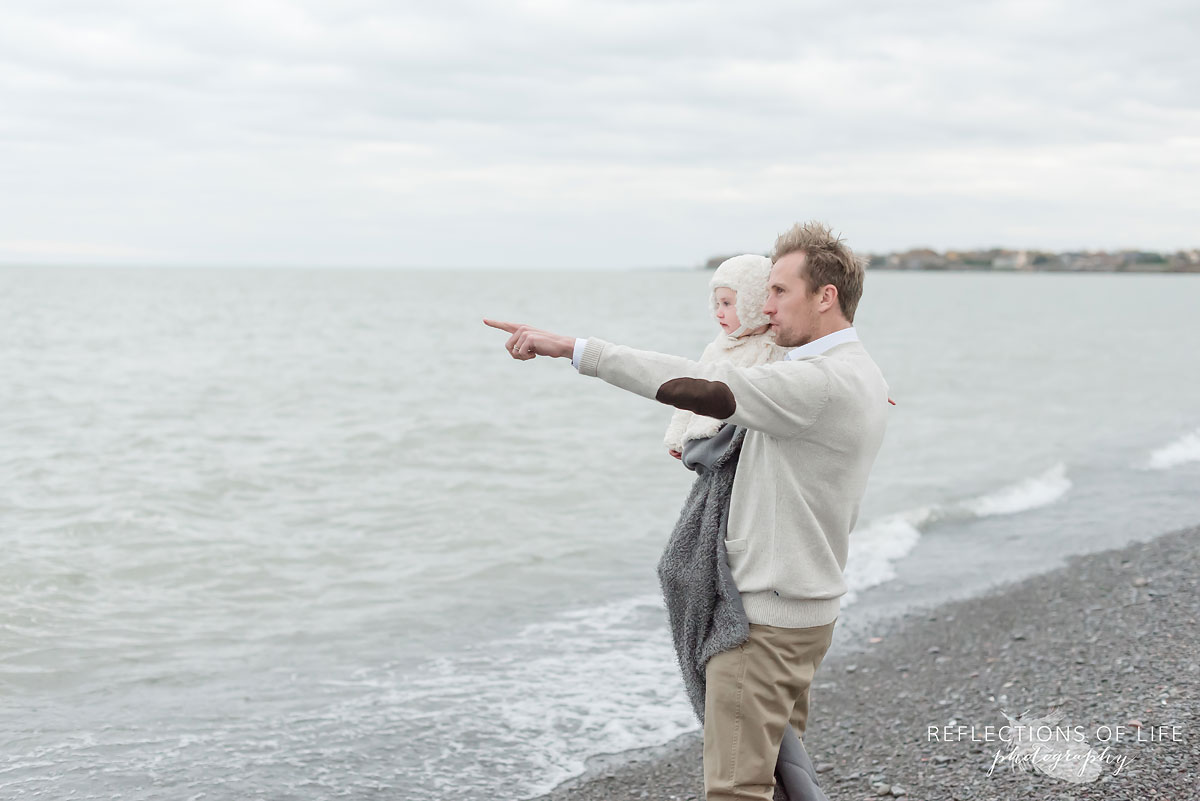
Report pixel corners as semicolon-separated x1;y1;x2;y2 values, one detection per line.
819;284;839;312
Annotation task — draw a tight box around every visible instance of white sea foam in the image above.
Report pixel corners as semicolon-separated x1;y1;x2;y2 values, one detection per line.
961;463;1072;517
389;593;697;800
842;464;1076;605
842;507;930;604
1144;428;1200;470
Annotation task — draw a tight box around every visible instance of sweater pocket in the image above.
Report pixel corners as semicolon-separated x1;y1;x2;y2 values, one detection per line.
724;537;747;554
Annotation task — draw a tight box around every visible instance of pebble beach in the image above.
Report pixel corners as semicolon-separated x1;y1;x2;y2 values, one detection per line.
532;524;1199;801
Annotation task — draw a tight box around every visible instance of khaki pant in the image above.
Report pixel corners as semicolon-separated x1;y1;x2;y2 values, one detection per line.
702;619;837;801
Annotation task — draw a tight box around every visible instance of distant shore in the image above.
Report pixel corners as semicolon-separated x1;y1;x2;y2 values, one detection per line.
704;249;1200;273
530;524;1199;801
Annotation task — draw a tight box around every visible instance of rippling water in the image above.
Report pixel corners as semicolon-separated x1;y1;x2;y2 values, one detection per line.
2;266;1198;799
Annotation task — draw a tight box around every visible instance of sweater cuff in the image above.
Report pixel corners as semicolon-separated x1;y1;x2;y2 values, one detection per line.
569;338;584;370
577;337;607;377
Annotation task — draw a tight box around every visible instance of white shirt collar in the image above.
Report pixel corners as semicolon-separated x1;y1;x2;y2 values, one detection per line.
785;327;859;360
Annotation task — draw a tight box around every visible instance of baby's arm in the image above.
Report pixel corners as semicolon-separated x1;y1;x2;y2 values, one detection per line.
663;340;722;457
663;339;727;457
664;407;691;456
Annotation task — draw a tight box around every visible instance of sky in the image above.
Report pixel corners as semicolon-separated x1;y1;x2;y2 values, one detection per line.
1;0;1197;269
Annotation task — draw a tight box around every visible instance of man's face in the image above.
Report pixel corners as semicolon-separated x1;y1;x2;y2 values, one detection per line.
763;251;822;348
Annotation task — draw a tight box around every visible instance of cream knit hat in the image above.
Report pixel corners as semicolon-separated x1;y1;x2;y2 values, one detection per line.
709;254;772;337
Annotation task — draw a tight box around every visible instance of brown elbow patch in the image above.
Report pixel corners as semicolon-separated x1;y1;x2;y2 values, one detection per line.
656;378;736;419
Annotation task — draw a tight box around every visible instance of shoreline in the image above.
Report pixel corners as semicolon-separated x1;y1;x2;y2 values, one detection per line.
529;523;1199;800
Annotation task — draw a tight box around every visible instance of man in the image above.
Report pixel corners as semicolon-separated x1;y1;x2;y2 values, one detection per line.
484;221;890;801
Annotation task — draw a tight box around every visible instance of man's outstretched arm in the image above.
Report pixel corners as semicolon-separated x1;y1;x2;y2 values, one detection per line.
482;319;834;439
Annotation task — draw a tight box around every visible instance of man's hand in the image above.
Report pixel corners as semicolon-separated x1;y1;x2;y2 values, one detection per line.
483;319;575;361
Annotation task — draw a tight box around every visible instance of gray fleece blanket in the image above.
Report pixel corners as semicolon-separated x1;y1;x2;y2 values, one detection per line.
656;424;829;801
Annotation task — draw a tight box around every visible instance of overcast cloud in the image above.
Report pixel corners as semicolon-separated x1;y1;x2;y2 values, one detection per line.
1;0;1197;267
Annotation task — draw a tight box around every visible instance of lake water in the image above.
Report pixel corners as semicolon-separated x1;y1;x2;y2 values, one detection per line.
2;266;1198;799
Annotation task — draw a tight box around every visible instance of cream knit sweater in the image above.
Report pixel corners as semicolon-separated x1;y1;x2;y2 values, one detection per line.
579;336;889;628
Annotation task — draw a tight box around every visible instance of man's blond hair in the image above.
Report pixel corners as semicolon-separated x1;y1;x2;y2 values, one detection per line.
772;221;865;323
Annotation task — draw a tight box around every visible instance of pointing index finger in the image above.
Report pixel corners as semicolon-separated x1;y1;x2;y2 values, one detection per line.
483;318;519;333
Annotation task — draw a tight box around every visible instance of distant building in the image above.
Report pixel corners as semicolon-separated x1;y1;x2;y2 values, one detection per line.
991;250;1029;271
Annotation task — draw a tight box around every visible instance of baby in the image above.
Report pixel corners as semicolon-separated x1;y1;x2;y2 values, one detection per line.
664;254;788;458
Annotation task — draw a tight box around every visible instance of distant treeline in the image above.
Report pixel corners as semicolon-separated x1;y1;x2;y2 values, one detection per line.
704;248;1200;273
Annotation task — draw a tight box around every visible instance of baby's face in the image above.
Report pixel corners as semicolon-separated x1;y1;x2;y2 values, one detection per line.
713;287;740;333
